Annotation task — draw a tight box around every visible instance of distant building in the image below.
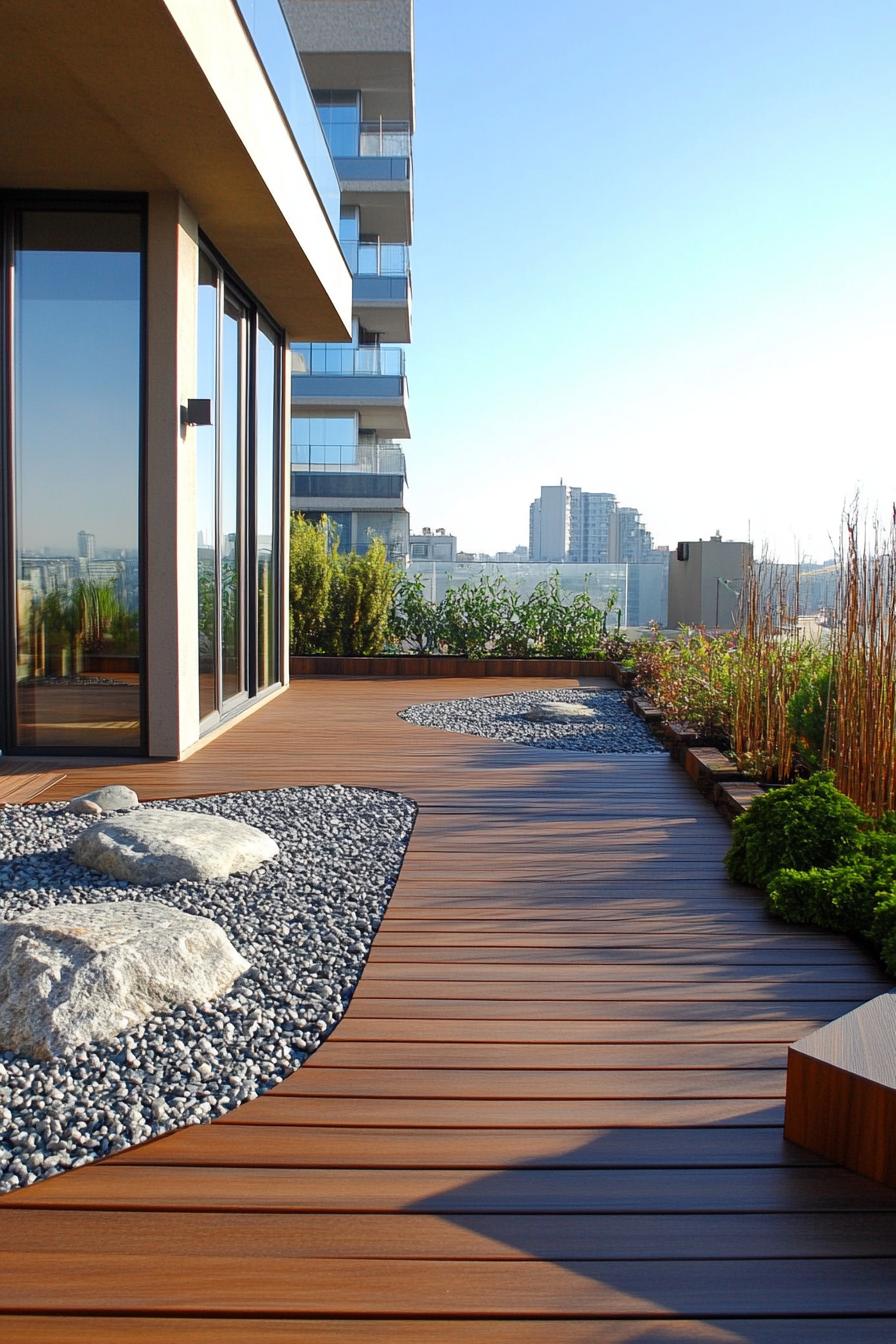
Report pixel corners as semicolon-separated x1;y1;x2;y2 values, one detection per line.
409;528;457;562
667;534;753;629
528;484;655;564
77;530;96;561
288;0;414;565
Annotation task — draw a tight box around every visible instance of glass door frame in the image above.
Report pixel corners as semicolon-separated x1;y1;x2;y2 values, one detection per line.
0;190;148;756
197;237;284;736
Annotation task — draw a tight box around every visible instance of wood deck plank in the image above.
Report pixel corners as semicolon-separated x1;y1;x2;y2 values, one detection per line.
2;675;894;1328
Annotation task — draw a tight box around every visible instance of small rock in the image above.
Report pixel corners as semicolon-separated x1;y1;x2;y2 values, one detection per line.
524;700;597;723
67;786;139;815
66;799;103;817
70;809;278;885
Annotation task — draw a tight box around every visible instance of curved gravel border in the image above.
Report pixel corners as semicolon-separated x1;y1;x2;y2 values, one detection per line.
0;785;415;1193
400;687;663;754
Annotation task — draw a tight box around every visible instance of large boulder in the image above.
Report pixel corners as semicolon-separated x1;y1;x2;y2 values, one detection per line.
0;901;249;1058
524;701;597;724
70;809;278;885
66;785;140;815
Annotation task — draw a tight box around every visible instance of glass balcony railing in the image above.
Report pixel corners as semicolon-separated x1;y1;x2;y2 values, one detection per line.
359;120;412;158
292;345;406;377
233;0;341;233
291;441;407;476
341;241;409;277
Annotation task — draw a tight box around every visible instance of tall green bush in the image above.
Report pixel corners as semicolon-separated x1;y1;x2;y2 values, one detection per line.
725;772;868;892
289;513;332;654
289;513;398;656
325;538;397;655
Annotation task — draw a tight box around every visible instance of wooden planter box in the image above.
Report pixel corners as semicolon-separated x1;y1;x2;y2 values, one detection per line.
290;655;623;680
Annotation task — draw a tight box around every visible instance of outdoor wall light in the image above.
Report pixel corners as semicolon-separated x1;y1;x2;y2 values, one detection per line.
182;398;214;428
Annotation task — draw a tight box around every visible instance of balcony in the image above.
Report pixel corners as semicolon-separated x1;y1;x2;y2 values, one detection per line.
336;120;413;242
291;441;407;477
343;241;411;342
292;345;410;438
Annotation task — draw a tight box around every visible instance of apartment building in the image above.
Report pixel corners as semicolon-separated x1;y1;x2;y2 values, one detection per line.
529;484;656;564
0;0;352;757
285;0;414;565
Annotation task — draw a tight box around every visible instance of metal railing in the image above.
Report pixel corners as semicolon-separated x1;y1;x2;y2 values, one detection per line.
292;345;406;377
359;119;412;157
341;240;409;277
291;442;406;476
233;0;340;232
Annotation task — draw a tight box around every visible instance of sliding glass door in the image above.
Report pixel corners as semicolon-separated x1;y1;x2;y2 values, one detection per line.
7;202;144;753
195;245;282;729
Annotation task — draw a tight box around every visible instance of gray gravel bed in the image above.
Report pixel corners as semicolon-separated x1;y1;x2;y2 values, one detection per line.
0;785;415;1193
400;687;663;754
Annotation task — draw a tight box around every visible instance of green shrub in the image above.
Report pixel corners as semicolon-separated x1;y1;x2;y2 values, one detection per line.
768;860;895;935
387;570;626;660
325;539;397;656
289;513;332;654
787;662;834;769
289;514;397;656
725;771;868;892
868;893;896;976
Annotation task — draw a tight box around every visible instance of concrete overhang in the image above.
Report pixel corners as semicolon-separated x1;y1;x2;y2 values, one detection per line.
283;0;415;127
292;384;410;438
340;180;413;244
353;276;411;343
0;0;352;340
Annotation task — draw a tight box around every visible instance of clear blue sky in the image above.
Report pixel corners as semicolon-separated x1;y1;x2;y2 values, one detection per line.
407;0;896;560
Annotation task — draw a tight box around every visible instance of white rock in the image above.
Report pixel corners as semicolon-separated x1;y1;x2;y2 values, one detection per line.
0;902;249;1058
67;786;139;815
66;799;102;817
524;701;597;723
70;809;279;885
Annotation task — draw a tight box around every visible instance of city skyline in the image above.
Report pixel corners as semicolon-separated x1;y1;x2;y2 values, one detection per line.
406;0;896;562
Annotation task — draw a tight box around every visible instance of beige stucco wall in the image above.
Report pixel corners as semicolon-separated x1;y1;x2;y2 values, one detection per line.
145;192;200;758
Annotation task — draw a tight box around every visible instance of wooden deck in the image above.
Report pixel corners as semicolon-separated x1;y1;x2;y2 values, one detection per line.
2;676;896;1340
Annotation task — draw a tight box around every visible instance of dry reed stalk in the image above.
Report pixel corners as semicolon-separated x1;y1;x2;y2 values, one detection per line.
730;556;805;781
830;506;896;817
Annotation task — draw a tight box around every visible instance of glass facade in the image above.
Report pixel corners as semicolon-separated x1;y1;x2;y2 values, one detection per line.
256;322;278;690
291;415;357;469
196;254;218;721
10;206;143;752
195;245;282;728
314;91;360;157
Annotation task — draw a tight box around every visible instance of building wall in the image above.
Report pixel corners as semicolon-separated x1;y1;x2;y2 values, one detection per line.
145;192;200;757
667;539;752;629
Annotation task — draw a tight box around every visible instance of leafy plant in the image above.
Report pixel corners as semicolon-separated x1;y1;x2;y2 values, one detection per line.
725;771;869;892
388;570;626;660
632;624;733;738
767;852;896;936
289;513;398;656
389;571;443;653
868;894;896;976
787;661;835;769
289;513;334;654
325;538;397;655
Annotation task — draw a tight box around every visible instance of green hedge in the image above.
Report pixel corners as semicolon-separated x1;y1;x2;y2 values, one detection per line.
726;772;896;975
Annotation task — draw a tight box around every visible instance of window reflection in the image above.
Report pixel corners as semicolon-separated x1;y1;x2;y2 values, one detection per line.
196;253;218;721
256;324;278;690
13;209;143;751
220;296;245;704
314;92;360;157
